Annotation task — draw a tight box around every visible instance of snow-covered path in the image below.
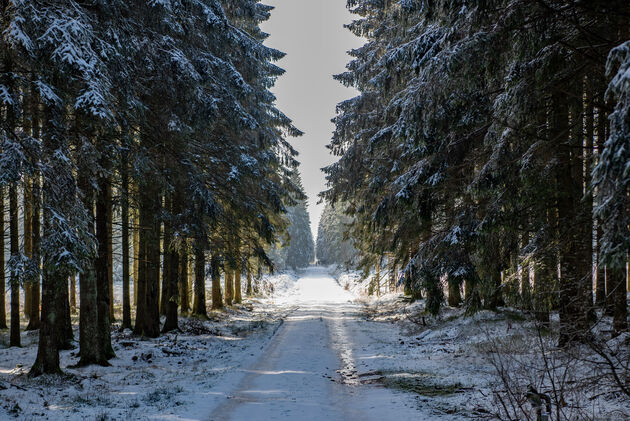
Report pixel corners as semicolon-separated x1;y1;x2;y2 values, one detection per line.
210;267;428;421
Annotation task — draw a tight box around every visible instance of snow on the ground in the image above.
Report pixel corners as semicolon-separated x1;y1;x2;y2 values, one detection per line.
208;266;443;421
0;273;300;421
2;268;628;420
336;274;630;420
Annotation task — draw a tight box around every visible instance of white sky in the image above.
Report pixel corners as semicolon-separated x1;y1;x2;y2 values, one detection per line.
260;0;363;240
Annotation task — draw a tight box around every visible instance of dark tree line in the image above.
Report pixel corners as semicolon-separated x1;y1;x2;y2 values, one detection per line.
268;172;315;271
0;0;302;375
323;0;630;344
316;201;358;269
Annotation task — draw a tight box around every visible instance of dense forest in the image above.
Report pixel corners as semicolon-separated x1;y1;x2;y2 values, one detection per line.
268;172;315;270
323;0;630;344
0;0;302;374
316;202;358;268
1;0;630;419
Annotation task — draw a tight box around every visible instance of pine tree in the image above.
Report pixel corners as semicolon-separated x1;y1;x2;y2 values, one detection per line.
324;0;629;332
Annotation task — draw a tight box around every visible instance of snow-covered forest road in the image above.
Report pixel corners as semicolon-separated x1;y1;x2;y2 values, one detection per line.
211;267;429;420
1;266;487;420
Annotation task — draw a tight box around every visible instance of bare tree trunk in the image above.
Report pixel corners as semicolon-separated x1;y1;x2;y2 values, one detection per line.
96;167;114;357
188;255;193;309
30;104;65;374
9;183;20;347
107;183;114;322
246;262;253;297
520;231;531;310
26;174;41;330
160;216;171;317
57;278;73;349
30;263;63;376
595;105;607;308
224;265;233;306
233;250;242;304
70;274;77;314
389;260;397;293
583;77;595;321
556;94;589;346
179;247;190;314
32;185;68;373
375;260;380;297
162;194;178;332
145;200;161;336
162;245;180;332
134;212;147;336
24;177;32;319
448;276;462;307
134;182;161;338
121;146;131;330
0;186;7;329
133;210;139;307
26;86;41;331
192;242;207;317
211;255;223;310
77;169;107;367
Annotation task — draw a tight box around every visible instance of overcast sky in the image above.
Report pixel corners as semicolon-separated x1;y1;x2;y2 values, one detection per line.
260;0;364;240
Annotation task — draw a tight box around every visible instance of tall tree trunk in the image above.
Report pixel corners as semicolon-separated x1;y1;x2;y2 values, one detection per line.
555;93;588;346
389;260;397;293
9;183;20;347
133;209;140;307
162;244;179;332
134;181;160;338
30;264;63;376
57;276;73;350
602;109;615;318
32;200;70;372
533;265;551;328
26;175;41;330
133;210;147;336
77;170;107;367
70;274;77;314
23;177;32;319
224;264;233;306
520;231;531;310
583;77;595;311
246;260;253;297
375;260;381;297
447;276;462;307
26;87;41;331
233;250;242;305
160;217;171;317
30;103;65;375
32;187;69;373
0;186;7;329
96;166;114;357
211;255;223;310
485;270;504;310
146;193;161;337
107;183;114;322
162;194;179;332
192;242;207;317
610;265;628;335
179;247;190;314
162;245;180;332
571;94;594;325
121;147;131;330
595;104;607;307
188;256;193;309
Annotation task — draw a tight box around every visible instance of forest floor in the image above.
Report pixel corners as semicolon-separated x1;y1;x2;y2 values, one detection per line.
1;267;629;420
